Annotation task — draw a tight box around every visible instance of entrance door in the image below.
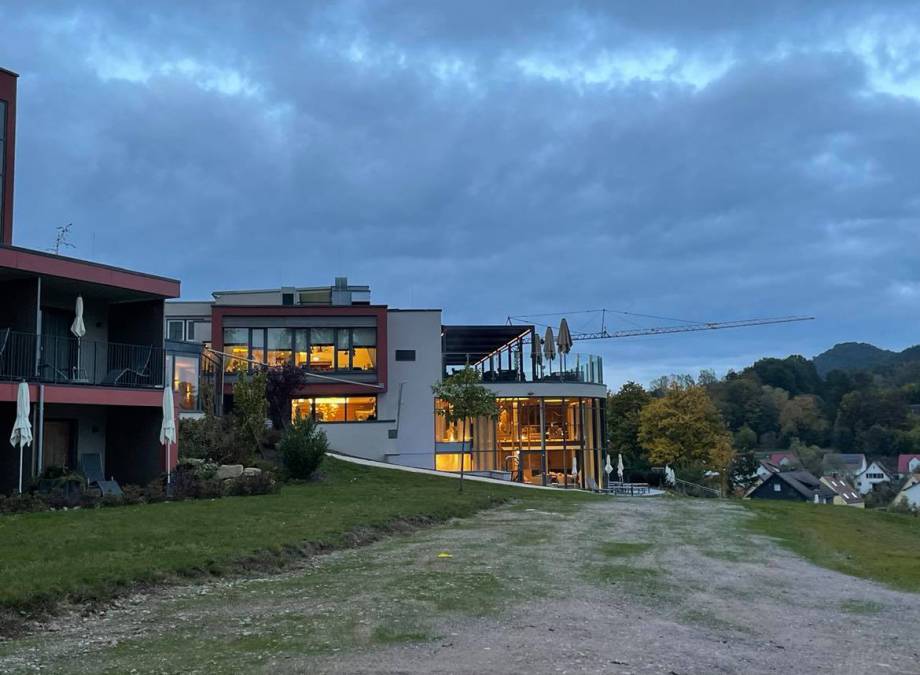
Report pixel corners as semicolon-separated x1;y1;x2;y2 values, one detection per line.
43;420;75;470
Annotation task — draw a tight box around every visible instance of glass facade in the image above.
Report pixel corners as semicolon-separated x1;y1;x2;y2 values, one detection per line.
223;326;376;374
166;352;201;411
434;396;605;488
291;396;377;423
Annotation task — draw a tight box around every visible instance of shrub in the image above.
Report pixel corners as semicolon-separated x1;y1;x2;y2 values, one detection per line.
223;472;278;496
265;365;306;430
280;415;328;479
232;371;269;460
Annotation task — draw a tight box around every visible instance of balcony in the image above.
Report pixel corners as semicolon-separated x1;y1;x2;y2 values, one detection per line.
0;329;164;388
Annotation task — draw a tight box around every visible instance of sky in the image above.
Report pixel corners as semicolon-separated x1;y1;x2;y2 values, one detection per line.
2;1;919;389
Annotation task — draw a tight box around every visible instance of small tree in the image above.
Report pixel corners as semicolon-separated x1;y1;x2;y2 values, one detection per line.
432;367;499;492
280;414;329;479
265;365;307;430
232;370;268;461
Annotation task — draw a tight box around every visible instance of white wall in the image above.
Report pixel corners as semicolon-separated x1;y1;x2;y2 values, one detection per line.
895;482;920;508
322;310;441;468
855;462;891;495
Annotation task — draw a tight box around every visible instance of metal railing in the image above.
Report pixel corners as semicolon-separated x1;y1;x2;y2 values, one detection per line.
0;329;164;388
445;351;604;385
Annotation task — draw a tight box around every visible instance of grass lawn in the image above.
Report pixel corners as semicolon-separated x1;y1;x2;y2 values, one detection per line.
0;458;590;618
744;501;920;592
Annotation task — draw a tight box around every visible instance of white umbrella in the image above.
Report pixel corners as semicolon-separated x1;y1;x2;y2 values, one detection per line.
617;453;625;483
70;295;86;380
70;295;86;338
159;385;177;484
604;454;613;477
9;382;33;493
571;454;578;488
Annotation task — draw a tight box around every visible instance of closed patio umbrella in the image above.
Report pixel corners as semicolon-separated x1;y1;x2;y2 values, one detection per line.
9;382;32;493
543;326;556;375
70;295;86;380
159;385;177;485
557;318;573;378
617;453;625;483
604;454;613;481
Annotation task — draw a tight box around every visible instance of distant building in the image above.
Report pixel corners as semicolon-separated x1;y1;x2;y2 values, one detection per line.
897;454;920;478
855;460;894;495
893;475;920;510
821;453;867;478
746;470;834;504
819;476;864;508
755;460;780;482
767;451;799;469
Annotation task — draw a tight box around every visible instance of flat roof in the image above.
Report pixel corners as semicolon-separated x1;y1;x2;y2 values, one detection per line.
442;324;533;366
0;245;180;298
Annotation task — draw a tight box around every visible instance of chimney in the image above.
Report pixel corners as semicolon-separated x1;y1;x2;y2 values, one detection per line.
0;67;17;247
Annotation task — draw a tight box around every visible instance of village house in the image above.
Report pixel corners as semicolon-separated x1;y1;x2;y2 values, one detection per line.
819;476;864;508
746;470;834;504
854;460;894;495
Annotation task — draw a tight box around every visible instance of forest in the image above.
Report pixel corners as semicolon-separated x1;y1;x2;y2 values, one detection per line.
606;342;920;490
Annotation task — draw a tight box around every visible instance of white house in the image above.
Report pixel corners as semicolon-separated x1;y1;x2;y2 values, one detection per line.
854;460;894;495
893;475;920;510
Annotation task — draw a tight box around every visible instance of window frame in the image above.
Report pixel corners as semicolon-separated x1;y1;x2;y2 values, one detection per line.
167;320;185;342
290;395;378;423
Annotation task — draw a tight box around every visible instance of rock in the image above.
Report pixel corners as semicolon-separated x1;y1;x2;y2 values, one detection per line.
242;467;262;477
184;458;204;466
215;464;244;480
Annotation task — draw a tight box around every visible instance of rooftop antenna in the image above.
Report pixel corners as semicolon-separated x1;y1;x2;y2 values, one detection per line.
48;223;76;255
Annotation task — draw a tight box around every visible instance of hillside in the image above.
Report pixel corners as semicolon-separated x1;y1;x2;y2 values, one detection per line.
813;342;897;376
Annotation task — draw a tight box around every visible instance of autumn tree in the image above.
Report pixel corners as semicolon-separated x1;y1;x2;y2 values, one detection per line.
638;384;734;480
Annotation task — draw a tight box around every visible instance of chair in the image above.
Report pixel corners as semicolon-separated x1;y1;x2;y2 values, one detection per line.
79;452;123;497
102;345;153;386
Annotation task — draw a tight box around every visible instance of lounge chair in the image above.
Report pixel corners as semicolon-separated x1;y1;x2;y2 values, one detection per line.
102;345;152;386
79;452;123;497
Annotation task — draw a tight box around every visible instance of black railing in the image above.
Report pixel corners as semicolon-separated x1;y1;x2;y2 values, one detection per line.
0;329;164;388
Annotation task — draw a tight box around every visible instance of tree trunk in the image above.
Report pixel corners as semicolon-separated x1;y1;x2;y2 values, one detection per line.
459;417;466;493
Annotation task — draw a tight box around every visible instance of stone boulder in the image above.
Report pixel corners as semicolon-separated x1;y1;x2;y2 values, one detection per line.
242;467;263;477
215;464;244;480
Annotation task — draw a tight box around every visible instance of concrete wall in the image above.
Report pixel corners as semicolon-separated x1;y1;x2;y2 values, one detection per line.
318;310;441;469
43;403;107;467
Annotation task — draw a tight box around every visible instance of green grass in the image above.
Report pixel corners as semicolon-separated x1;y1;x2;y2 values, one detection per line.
0;458;590;617
744;501;920;592
597;541;653;558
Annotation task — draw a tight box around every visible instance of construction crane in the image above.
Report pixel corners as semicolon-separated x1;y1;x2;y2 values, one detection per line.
507;310;814;342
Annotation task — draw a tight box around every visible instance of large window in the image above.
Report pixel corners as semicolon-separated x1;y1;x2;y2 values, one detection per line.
173;355;199;411
291;396;377;423
224;326;377;374
223;328;249;372
167;320;185;342
267;328;293;367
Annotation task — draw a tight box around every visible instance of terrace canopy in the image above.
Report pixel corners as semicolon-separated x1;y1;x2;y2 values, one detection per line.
441;325;533;366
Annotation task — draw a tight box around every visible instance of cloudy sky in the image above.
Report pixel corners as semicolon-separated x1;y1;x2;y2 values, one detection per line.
2;1;919;388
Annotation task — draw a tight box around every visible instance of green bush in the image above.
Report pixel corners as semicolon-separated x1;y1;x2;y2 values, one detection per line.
280;415;328;479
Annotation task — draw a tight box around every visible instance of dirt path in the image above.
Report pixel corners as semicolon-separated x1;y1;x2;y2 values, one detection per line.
1;497;918;674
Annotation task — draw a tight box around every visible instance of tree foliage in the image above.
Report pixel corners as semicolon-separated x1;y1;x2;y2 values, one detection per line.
431;367;499;491
232;370;269;459
606;382;652;469
264;364;307;430
638;384;733;470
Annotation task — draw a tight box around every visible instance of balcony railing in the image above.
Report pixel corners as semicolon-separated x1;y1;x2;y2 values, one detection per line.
445;351;604;385
0;329;164;388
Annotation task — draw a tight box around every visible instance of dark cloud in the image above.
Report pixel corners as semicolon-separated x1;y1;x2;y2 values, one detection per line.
2;1;919;387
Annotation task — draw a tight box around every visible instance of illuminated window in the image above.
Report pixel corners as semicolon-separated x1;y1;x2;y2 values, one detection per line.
223;328;249;373
290;396;377;423
251;329;265;365
336;329;351;370
435;400;471;442
347;396;377;421
314;397;346;422
435;453;472;472
174;356;199;411
291;397;313;421
267;328;293;366
294;329;309;367
351;328;377;371
310;328;334;370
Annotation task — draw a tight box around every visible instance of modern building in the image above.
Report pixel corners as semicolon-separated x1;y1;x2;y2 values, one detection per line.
166;279;608;488
0;67;180;493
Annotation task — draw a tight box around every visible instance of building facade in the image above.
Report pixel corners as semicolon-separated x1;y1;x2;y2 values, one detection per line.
166;280;608;488
0;68;180;493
